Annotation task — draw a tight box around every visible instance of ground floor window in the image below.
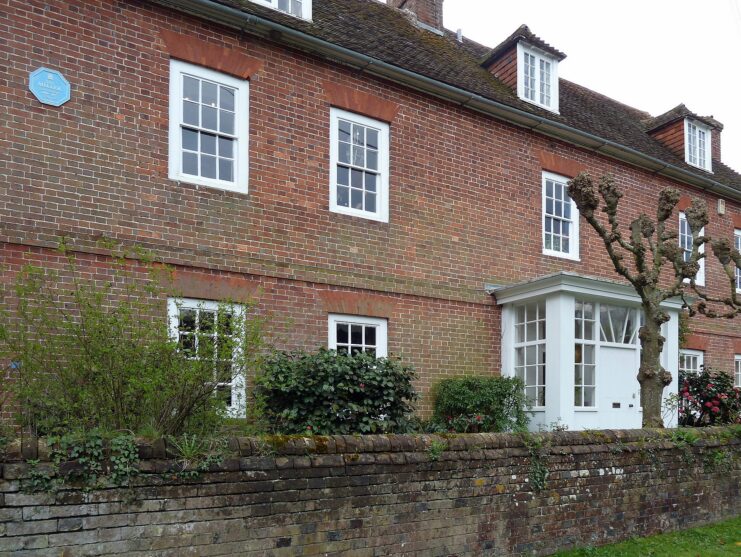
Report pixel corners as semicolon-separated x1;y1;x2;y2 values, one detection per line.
574;301;596;407
167;298;246;417
735;355;741;387
679;349;704;377
328;314;388;357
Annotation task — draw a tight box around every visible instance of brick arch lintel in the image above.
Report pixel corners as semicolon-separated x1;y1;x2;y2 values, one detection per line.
160;30;263;79
323;82;400;123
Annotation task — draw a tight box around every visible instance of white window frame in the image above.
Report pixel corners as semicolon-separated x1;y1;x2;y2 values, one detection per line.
328;314;388;357
167;297;246;418
542;171;579;260
329;108;390;223
735;355;741;387
678;349;704;376
516;42;559;113
735;229;741;293
684;119;712;172
679;212;705;286
168;59;249;193
249;0;312;20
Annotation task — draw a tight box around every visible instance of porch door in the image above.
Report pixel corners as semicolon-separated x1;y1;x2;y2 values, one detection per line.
598;346;641;429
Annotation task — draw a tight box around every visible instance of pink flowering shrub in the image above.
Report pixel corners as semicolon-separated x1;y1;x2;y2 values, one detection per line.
678;367;741;427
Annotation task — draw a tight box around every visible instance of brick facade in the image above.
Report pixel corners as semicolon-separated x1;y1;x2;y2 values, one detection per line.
1;0;740;416
0;429;739;555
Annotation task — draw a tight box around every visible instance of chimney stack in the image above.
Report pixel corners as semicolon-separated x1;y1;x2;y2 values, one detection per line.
388;0;444;31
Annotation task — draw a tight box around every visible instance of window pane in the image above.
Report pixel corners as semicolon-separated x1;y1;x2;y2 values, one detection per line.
365;173;377;192
201;106;217;130
220;86;234;111
350;325;362;345
337;166;349;186
366;150;378;170
201;133;216;155
202;81;218;106
183;152;198;175
351;169;363;188
218;137;234;159
201;155;216;178
584;387;595;407
337;186;349;207
365;326;376;346
337;324;348;344
365;192;376;213
182;128;198;151
220;111;234;135
183;101;199;126
183;76;199;102
351;188;363;210
339;142;351;164
339;120;351;142
353;146;365;167
218;159;233;182
367;129;378;149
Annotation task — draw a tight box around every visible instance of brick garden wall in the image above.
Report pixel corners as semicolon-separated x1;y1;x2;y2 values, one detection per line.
1;428;739;556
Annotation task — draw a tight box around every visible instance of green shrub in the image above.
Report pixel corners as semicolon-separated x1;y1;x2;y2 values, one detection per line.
255;349;417;434
432;375;529;433
0;243;265;437
678;367;741;427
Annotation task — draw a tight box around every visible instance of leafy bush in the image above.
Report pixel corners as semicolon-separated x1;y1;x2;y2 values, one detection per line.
678;367;741;427
0;244;264;437
255;349;417;434
432;375;529;433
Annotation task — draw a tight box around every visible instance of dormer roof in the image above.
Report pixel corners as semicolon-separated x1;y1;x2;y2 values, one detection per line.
645;104;723;133
482;24;567;68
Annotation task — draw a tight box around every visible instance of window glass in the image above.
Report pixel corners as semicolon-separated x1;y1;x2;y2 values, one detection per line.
574;301;596;407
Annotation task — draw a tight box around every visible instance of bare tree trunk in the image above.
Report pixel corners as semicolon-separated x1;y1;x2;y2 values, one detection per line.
637;301;672;427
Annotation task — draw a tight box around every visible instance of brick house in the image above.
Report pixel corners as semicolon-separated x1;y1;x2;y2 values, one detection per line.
2;0;740;430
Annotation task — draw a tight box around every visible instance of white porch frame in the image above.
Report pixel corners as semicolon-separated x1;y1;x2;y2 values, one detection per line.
492;272;683;430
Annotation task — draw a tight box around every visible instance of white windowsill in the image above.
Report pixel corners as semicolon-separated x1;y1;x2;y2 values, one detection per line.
542;248;580;262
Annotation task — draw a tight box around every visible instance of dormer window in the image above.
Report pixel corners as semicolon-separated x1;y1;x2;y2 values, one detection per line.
685;119;712;172
250;0;312;20
517;43;559;113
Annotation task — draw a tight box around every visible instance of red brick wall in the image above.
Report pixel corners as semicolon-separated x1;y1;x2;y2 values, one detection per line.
1;0;740;413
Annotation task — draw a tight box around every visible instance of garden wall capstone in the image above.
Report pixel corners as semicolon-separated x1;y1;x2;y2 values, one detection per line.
1;428;739;556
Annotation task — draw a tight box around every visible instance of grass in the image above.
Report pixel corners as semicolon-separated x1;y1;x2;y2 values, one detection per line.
553;516;741;556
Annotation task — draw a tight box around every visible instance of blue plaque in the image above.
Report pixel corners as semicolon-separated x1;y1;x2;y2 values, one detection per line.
29;67;71;107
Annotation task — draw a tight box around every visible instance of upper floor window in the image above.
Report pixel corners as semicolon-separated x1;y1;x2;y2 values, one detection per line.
542;172;579;260
735;229;741;292
167;298;246;417
679;212;705;286
329;108;390;223
685;119;712;172
679;349;704;377
168;60;249;193
249;0;312;20
328;314;388;357
517;43;559;112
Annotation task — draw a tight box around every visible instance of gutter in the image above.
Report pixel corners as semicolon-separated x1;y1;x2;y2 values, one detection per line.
150;0;741;203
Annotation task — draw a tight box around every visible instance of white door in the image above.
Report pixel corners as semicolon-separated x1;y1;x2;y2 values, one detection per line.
598;346;641;429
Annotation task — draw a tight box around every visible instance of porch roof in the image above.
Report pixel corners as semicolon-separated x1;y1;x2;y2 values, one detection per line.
486;272;685;310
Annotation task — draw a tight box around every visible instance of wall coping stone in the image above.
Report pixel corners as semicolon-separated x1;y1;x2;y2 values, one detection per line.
2;428;738;479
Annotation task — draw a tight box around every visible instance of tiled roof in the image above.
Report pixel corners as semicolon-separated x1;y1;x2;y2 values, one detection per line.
206;0;741;193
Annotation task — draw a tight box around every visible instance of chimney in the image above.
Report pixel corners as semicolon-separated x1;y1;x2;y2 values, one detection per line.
388;0;444;31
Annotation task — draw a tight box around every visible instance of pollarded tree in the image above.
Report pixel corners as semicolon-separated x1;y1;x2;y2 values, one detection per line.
567;173;741;427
